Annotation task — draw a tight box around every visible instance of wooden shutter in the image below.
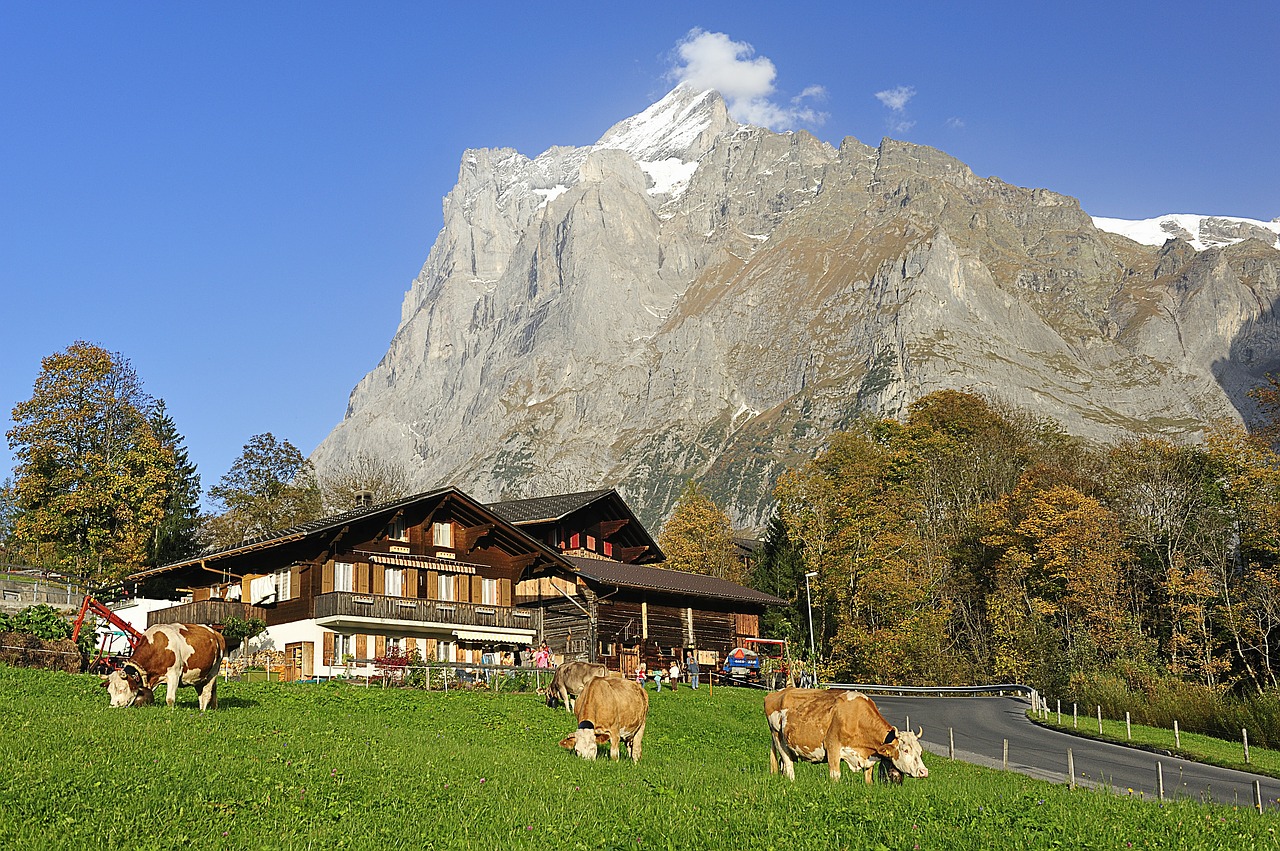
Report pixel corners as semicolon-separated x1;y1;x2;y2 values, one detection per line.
471;576;482;604
405;568;418;598
322;561;334;594
500;579;511;608
426;570;438;599
375;635;386;658
355;634;367;659
355;564;370;594
323;632;334;666
290;565;303;601
372;565;385;595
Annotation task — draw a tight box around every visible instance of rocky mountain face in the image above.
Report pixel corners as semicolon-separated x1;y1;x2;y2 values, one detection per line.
311;85;1280;531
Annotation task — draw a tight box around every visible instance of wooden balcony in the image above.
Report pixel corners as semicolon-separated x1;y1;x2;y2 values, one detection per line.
146;599;270;628
313;592;541;642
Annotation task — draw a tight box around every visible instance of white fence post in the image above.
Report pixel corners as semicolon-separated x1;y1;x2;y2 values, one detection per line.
1097;705;1103;734
1157;762;1164;802
1243;728;1251;764
949;727;955;760
1003;739;1009;770
1067;749;1075;790
1174;719;1180;749
1125;711;1131;740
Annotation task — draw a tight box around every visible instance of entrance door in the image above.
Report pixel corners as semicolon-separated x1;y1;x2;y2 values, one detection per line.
619;646;639;678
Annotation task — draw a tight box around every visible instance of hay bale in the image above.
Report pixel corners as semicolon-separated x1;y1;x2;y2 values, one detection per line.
0;632;83;673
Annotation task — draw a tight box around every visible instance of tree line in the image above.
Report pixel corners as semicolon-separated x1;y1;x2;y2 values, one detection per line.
743;389;1280;699
1;342;410;586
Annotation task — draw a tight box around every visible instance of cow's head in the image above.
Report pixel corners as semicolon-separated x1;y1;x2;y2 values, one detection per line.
545;691;562;710
558;721;610;760
878;727;928;778
100;662;145;708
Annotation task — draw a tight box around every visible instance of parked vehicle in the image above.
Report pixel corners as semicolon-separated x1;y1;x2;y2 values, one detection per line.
721;639;792;688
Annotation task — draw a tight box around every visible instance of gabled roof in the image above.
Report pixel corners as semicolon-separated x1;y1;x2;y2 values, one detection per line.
565;556;785;607
129;487;571;584
487;489;615;524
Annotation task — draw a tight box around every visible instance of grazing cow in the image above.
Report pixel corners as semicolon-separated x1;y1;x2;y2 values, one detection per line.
544;660;609;712
101;623;225;711
558;676;649;762
764;688;929;783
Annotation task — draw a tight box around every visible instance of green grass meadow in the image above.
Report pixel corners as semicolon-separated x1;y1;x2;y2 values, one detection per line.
1;666;1276;850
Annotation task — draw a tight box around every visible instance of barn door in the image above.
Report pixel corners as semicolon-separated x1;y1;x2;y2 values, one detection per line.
619;646;639;678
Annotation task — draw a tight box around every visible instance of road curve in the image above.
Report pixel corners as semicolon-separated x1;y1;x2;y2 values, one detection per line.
869;695;1280;810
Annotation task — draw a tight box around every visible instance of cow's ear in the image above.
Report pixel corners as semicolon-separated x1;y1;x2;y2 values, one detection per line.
99;678;110;688
594;733;612;745
558;735;577;749
884;728;897;745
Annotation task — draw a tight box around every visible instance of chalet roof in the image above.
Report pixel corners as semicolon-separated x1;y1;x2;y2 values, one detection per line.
487;489;615;524
565;556;785;607
129;487;571;583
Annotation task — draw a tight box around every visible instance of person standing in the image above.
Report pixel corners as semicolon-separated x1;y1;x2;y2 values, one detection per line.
668;658;680;691
634;660;647;686
687;652;701;689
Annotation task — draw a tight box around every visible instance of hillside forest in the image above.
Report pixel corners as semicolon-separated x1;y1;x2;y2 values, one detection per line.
747;389;1280;710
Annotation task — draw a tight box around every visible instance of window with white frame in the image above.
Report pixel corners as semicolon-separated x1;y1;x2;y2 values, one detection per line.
334;633;354;663
437;573;457;601
436;639;455;662
334;562;354;592
384;568;403;597
481;578;498;606
432;522;453;548
388;515;407;542
273;567;292;601
387;636;403;656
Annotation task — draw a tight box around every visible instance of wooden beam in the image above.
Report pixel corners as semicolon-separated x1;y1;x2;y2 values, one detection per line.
456;523;495;555
589;519;629;539
317;525;351;564
614;545;649;564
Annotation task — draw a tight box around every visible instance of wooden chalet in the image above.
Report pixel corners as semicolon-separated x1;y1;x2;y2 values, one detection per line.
127;488;570;680
491;489;785;674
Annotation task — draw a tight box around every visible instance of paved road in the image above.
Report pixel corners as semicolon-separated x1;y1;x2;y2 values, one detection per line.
868;695;1280;810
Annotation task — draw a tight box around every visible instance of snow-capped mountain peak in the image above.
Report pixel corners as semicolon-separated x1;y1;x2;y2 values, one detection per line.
594;84;736;163
1093;213;1280;252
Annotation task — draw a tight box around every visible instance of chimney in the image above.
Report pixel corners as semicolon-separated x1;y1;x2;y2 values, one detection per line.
355;490;374;509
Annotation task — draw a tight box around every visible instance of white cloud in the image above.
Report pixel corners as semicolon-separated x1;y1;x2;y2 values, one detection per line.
875;86;916;112
946;117;965;129
669;29;826;130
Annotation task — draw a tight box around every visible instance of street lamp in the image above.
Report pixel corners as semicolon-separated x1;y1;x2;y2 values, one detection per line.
804;571;818;667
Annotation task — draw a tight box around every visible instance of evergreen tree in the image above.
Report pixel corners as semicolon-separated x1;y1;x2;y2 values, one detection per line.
750;512;807;648
146;401;202;566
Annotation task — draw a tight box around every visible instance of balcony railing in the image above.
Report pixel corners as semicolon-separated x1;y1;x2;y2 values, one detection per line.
146;599;269;628
314;591;540;632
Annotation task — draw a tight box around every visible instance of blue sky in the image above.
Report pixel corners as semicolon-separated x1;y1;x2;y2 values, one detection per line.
2;1;1277;501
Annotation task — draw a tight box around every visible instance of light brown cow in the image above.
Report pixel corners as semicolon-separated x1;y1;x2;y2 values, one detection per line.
545;660;609;712
101;623;225;711
764;687;929;783
558;675;649;762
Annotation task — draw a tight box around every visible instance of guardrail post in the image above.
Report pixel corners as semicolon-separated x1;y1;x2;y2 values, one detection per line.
1174;719;1180;749
1244;728;1251;764
1067;749;1075;790
1003;739;1009;770
906;714;911;733
1056;699;1061;725
1073;703;1078;729
949;727;955;760
1097;705;1102;735
1157;762;1164;802
1126;711;1131;740
1255;780;1263;814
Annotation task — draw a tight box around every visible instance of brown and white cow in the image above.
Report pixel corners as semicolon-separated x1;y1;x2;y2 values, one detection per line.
764;687;929;783
544;660;609;712
558;675;649;762
101;623;225;711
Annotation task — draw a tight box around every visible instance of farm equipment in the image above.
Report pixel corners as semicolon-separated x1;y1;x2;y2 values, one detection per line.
721;639;792;688
70;595;145;673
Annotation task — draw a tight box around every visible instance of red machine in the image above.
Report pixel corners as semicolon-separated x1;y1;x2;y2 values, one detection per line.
71;595;146;673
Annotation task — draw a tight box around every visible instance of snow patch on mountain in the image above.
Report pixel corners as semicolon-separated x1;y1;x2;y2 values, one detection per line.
1093;214;1280;251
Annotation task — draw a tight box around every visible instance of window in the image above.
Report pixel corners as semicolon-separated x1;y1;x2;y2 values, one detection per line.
387;636;402;656
384;568;403;597
334;562;354;592
432;522;453;548
273;568;292;601
388;515;407;542
334;633;354;663
436;640;455;662
480;578;498;606
437;574;457;601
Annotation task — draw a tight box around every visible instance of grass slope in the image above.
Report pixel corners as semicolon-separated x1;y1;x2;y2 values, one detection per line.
1;666;1275;850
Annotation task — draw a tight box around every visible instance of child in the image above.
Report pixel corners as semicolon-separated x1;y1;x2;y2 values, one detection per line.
651;665;663;692
668;658;680;692
634;661;647;686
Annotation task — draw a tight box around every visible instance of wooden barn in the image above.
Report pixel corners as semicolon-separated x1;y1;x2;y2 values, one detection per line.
493;489;784;674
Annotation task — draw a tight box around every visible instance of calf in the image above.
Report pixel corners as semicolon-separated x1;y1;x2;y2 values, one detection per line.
102;623;225;711
558;676;649;762
545;660;609;712
764;688;928;783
